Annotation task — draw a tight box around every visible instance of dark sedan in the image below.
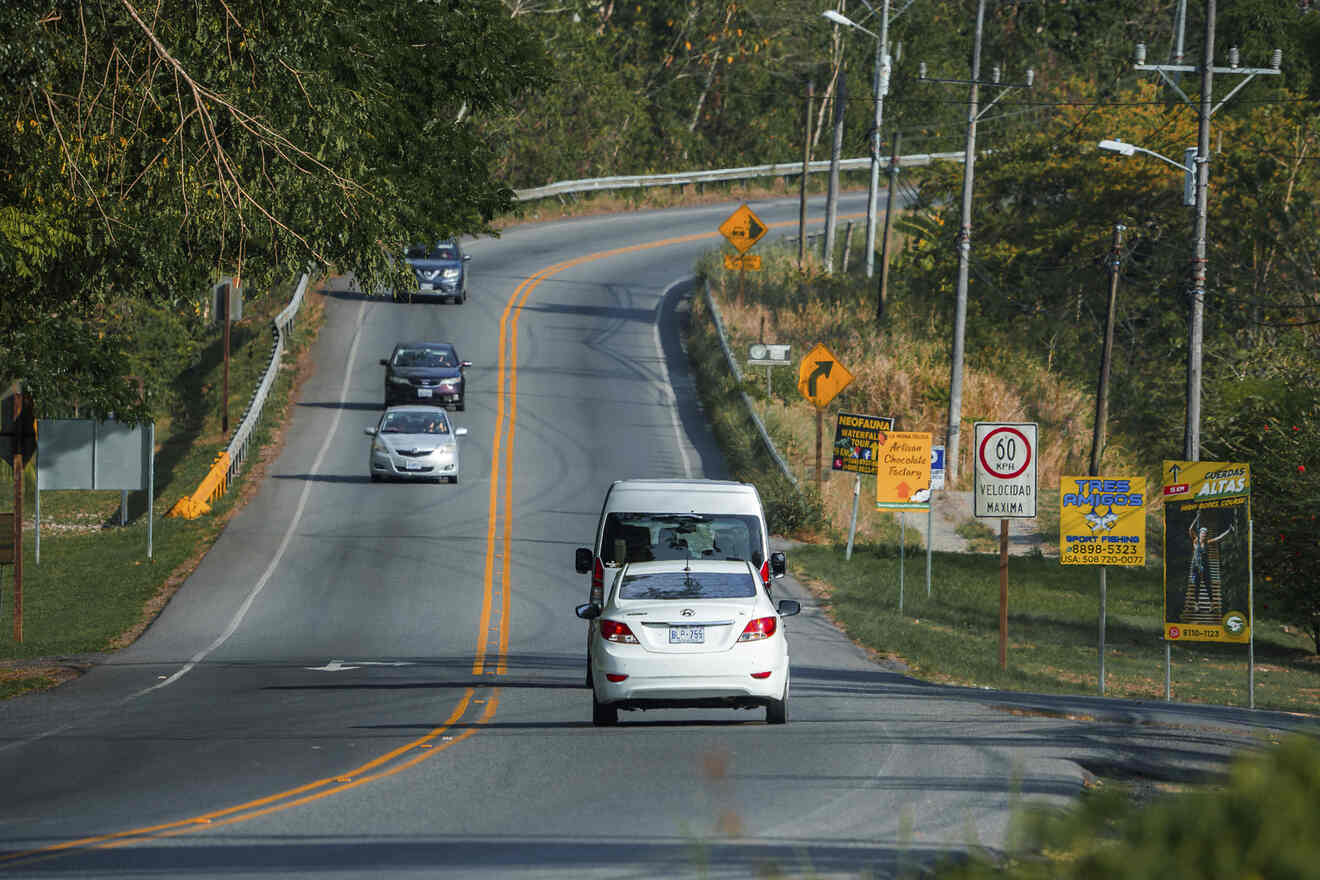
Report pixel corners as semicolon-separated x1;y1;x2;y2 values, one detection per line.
381;342;472;410
396;239;470;304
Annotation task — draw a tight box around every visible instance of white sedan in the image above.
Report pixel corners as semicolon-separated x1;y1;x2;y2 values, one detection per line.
365;405;468;483
576;559;800;726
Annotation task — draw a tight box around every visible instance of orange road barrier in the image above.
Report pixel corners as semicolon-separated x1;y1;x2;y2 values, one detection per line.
166;452;231;519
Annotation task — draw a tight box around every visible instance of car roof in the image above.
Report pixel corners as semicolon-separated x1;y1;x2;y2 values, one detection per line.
392;341;456;351
620;560;756;577
382;405;452;416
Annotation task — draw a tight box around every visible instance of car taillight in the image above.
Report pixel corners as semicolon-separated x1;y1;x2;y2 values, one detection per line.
600;619;639;644
750;671;772;679
738;616;777;642
605;673;628;682
590;558;604;605
759;559;771;586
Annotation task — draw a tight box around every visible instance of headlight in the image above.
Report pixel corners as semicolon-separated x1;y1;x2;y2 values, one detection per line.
442;268;461;280
388;376;412;385
436;379;459;390
372;440;389;456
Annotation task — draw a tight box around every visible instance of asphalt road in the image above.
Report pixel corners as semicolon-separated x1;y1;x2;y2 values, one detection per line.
1;195;1315;879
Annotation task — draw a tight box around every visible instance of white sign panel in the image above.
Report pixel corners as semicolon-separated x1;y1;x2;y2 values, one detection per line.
930;444;946;490
748;343;791;366
973;422;1037;518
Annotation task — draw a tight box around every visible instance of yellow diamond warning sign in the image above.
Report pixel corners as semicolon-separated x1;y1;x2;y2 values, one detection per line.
719;204;768;254
797;343;853;409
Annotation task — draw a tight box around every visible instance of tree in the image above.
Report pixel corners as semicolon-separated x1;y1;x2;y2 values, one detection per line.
1;0;548;421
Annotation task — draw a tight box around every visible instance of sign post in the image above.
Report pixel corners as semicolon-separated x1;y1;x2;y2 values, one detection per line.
797;344;854;493
928;445;945;597
748;343;791;396
831;412;894;560
974;422;1038;669
875;432;932;612
719;204;768;302
1060;476;1147;694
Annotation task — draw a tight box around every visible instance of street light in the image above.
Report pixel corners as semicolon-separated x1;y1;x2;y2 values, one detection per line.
1098;139;1196;205
820;3;893;283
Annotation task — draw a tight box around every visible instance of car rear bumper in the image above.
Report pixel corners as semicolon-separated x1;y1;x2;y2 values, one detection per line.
385;388;463;406
591;640;788;706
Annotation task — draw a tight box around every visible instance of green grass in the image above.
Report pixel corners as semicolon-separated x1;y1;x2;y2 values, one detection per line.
678;261;1320;717
789;542;1320;714
0;277;323;694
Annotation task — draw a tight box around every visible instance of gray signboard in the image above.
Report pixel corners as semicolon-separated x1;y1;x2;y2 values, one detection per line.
37;419;153;491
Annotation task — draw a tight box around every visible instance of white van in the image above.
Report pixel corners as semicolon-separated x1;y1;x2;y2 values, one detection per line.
574;479;786;607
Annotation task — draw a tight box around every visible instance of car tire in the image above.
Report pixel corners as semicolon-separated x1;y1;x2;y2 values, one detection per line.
766;687;789;725
370;473;381;482
457;287;466;304
449;475;458;484
592;694;617;727
456;399;465;412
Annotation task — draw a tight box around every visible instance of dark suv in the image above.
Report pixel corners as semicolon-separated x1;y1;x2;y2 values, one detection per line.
396;239;470;303
381;342;472;411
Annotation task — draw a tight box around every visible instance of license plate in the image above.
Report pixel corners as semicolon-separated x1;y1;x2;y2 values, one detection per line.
669;626;704;644
420;282;435;291
404;462;424;471
417;388;432;398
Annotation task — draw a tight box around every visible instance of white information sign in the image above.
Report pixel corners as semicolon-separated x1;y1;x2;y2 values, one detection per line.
973;422;1037;518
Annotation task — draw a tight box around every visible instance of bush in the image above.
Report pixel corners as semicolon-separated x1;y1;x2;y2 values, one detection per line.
935;734;1320;880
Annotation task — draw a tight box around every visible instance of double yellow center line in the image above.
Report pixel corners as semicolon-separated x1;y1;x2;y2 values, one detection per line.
5;220;792;869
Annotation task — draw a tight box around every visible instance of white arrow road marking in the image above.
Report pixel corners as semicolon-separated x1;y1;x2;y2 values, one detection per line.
305;660;415;671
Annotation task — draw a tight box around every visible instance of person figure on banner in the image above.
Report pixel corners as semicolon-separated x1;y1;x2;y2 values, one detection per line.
1187;514;1233;614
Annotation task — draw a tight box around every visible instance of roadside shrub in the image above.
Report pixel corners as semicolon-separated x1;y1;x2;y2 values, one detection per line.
932;733;1320;879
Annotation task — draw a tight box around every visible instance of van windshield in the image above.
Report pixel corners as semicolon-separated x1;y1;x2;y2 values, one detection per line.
600;513;763;566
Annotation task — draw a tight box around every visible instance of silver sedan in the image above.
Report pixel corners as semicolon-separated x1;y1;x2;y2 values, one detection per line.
365;405;468;483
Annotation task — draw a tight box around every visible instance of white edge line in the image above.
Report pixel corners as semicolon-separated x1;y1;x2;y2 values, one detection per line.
656;275;696;480
131;297;372;699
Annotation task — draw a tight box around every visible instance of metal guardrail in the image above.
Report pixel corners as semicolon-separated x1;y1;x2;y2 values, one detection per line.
701;279;798;488
169;272;310;519
515;153;963;202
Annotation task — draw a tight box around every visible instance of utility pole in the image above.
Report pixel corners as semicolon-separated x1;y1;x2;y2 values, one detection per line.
823;67;846;272
799;78;814;269
1090;225;1124;475
864;0;892;280
877;130;901;322
920;0;1032;482
1133;16;1281;462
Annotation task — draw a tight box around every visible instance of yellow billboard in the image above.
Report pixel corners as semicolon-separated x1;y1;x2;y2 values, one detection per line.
875;432;931;511
1162;460;1252;644
1058;476;1146;565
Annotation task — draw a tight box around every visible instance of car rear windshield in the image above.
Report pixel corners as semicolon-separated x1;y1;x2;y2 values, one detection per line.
600;513;763;566
407;244;458;260
618;570;756;600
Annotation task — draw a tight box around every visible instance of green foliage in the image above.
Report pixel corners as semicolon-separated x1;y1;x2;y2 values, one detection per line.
2;0;549;420
936;734;1320;880
1205;355;1320;654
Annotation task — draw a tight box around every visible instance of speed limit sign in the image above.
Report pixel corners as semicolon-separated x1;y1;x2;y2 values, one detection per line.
974;422;1037;518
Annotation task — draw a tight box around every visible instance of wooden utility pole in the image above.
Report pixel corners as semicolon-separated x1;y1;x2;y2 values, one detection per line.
798;79;814;268
878;130;902;322
11;391;23;643
1089;225;1124;475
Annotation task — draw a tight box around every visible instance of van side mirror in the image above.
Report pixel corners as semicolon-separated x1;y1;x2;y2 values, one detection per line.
575;603;601;620
575;547;593;574
363;426;378;436
454;427;468;437
463;254;472;262
379;358;389;366
460;360;473;369
777;599;801;617
770;551;786;578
